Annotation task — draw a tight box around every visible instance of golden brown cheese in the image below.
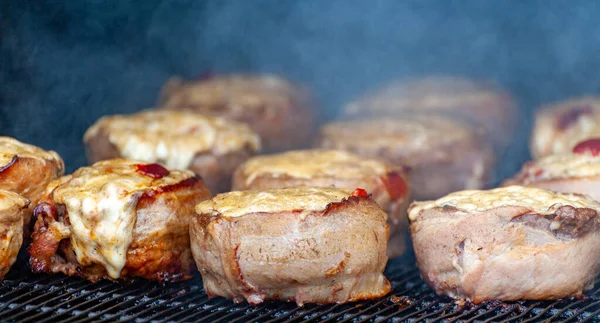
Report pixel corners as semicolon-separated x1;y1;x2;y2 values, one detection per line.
532;97;600;157
409;185;600;221
84;110;260;170
0;136;63;168
345;76;504;115
196;187;352;219
518;153;600;182
319;116;473;152
239;149;389;185
0;189;29;213
161;74;302;116
50;159;196;278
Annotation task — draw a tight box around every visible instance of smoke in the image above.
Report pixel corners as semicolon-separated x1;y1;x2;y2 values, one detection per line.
2;0;600;174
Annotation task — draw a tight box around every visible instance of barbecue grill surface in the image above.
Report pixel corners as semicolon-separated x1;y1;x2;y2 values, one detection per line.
1;253;598;323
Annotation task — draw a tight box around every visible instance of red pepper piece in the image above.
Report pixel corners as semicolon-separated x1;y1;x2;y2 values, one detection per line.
351;188;369;198
573;138;600;156
381;171;408;200
135;163;170;179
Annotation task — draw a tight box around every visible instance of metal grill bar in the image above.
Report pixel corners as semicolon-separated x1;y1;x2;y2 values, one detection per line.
333;271;423;323
371;295;431;322
142;292;209;322
95;284;200;322
3;280;93;321
525;289;600;323
271;304;333;323
479;304;518;322
560;299;600;323
19;282;114;323
438;303;482;322
317;302;373;323
580;308;600;323
39;284;134;323
171;298;233;323
234;303;288;323
494;302;541;323
463;304;503;323
71;285;156;323
410;302;454;323
298;303;342;323
157;294;224;322
0;256;598;322
194;303;253;323
263;304;305;323
0;275;54;305
517;300;564;323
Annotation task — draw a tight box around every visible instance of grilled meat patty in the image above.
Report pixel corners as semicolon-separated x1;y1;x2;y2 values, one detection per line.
0;136;64;233
505;138;600;201
190;187;391;306
84;109;260;194
159;74;316;152
531;96;600;159
343;76;518;150
409;185;600;303
28;159;211;282
0;190;29;280
315;115;495;200
232;149;411;258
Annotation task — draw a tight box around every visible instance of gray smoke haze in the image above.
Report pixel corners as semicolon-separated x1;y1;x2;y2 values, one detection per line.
2;0;600;176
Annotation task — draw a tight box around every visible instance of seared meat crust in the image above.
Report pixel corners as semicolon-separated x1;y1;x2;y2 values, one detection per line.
504;148;600;201
0;190;29;280
190;187;391;305
28;159;211;282
0;136;64;232
409;186;600;303
232;149;411;257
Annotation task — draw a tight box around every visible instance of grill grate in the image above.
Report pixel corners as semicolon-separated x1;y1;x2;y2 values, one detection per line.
1;254;598;323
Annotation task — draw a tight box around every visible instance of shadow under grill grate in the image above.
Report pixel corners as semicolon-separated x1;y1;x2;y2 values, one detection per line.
1;255;598;323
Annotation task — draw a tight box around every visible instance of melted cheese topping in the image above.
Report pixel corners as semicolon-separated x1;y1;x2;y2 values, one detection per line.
0;136;63;168
84;110;260;170
160;74;304;116
515;153;600;182
409;185;600;221
50;159;195;278
0;189;29;212
345;76;506;115
239;149;389;185
318;116;475;152
196;187;352;218
532;98;600;157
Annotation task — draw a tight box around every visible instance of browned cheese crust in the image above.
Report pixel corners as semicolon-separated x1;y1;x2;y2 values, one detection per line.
504;152;600;201
315;115;495;200
531;97;600;159
83;110;260;194
0;190;29;280
190;187;391;306
28;159;211;282
343;76;518;149
408;186;600;303
0;136;64;232
232;149;411;258
158;74;317;152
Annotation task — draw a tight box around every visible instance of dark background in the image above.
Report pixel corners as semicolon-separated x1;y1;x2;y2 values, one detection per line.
2;0;600;176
